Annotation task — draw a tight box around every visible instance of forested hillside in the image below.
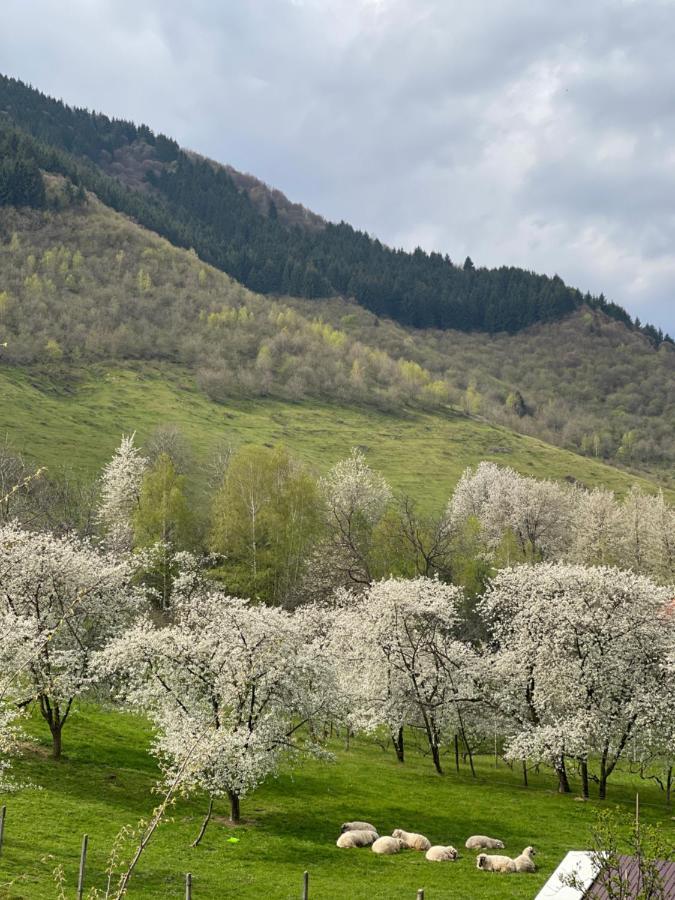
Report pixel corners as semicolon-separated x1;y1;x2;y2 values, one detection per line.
1;73;671;341
0;187;673;478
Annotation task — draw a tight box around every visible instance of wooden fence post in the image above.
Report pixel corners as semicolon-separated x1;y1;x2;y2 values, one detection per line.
0;805;6;859
77;834;88;900
185;872;192;899
302;869;309;899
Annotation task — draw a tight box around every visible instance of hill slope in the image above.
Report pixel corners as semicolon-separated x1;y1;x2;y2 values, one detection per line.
0;188;672;481
1;361;666;512
2;72;670;341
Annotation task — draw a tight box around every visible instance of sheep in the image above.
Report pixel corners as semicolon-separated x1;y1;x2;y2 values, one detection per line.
465;835;505;850
425;845;459;862
336;829;378;849
476;853;517;873
513;846;537;872
372;836;406;855
391;829;431;852
340;820;378;834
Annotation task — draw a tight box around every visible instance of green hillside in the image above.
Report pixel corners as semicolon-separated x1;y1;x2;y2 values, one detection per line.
0;363;663;511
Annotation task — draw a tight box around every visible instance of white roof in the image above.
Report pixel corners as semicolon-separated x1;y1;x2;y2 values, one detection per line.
534;851;601;900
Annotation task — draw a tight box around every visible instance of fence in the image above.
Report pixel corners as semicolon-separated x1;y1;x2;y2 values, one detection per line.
0;811;428;898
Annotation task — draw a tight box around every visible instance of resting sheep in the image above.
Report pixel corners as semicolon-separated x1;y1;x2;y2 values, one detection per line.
513;846;537;872
336;829;378;849
391;829;431;852
465;835;505;850
372;836;406;855
476;853;517;873
340;821;378;834
425;845;458;862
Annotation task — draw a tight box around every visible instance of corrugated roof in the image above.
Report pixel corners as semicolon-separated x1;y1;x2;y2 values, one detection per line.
586;855;675;899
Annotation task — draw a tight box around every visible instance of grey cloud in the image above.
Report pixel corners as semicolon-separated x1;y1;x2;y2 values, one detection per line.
1;0;674;332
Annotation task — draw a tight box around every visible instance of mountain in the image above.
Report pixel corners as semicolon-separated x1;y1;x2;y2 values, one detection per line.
1;73;670;342
0;72;673;486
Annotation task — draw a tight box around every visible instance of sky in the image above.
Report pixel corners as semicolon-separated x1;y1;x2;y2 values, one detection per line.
2;0;675;334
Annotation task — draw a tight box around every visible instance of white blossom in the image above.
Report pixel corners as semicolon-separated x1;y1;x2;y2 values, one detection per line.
97;434;147;551
479;563;674;797
330;577;478;773
98;581;335;821
0;523;142;757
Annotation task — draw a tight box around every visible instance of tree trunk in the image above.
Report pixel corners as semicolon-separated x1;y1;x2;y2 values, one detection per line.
454;734;460;774
50;721;63;760
431;742;443;775
228;790;240;824
666;766;672;808
599;752;608;800
580;760;590;800
192;795;214;847
556;755;571;794
522;761;528;788
391;727;405;763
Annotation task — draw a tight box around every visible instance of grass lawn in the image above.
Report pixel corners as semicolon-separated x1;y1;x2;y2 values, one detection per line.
0;363;666;514
1;705;672;899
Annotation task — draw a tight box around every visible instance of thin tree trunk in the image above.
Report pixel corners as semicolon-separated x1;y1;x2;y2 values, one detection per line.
580;760;590;800
192;795;214;847
666;766;672;808
522;760;528;788
454;734;460;774
430;741;443;776
556;755;571;794
391;726;405;763
228;790;240;824
599;752;608;800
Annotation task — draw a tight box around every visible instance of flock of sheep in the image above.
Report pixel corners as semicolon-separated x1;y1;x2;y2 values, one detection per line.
336;822;538;874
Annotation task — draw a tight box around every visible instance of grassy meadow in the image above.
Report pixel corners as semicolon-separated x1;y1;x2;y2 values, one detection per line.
1;705;673;899
0;363;665;512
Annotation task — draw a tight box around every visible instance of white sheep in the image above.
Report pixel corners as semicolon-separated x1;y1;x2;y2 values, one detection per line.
476;853;516;873
336;829;379;849
465;835;505;850
425;845;459;862
391;829;431;852
340;820;378;834
372;836;406;855
513;846;537;872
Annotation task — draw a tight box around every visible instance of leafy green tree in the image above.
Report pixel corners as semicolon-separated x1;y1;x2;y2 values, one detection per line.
133;453;193;608
210;446;321;605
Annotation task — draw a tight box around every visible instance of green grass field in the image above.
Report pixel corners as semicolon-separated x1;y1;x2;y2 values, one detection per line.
0;363;664;511
1;705;672;899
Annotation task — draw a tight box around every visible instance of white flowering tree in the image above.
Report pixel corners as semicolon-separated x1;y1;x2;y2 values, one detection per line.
480;563;674;798
331;577;478;774
97;433;147;551
568;487;623;567
0;523;140;758
0;609;37;788
99;583;335;831
448;462;574;563
307;449;392;597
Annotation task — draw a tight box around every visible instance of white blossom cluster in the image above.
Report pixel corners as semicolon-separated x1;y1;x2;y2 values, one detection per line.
97;433;148;552
97;581;338;812
478;564;675;795
0;523;142;757
449;462;675;581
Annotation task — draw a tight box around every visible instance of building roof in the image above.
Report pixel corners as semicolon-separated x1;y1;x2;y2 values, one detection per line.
536;852;675;900
586;855;675;899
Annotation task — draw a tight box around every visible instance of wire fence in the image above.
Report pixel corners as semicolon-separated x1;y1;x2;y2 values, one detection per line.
0;811;429;899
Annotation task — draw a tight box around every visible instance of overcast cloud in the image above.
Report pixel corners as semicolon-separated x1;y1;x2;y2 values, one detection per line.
2;0;674;333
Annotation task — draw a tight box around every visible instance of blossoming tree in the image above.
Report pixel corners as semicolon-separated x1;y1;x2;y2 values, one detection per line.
99;582;336;830
0;523;140;758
